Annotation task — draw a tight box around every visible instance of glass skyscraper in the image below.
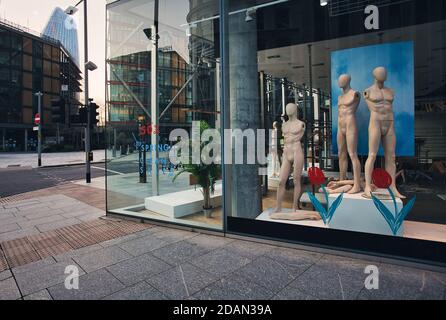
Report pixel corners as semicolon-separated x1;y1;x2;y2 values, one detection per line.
42;7;80;66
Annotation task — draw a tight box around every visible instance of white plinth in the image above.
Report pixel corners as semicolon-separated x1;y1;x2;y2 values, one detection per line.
328;190;404;236
145;184;222;218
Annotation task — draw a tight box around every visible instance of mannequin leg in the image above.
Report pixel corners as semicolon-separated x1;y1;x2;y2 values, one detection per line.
337;130;348;181
364;122;381;197
346;121;362;194
292;150;304;211
383;124;406;199
275;157;292;213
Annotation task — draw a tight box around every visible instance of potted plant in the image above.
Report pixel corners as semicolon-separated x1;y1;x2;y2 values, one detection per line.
173;121;221;218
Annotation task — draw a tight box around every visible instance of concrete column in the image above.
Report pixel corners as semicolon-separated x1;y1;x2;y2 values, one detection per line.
229;12;261;219
24;129;28;152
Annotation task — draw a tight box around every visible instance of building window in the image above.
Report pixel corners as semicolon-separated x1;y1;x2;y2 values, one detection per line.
23;37;32;54
23;72;33;89
23;54;32;71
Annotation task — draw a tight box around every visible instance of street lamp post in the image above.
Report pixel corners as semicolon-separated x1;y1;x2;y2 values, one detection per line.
66;0;96;184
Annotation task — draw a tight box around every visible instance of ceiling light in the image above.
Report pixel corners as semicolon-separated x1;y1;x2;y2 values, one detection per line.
320;0;328;7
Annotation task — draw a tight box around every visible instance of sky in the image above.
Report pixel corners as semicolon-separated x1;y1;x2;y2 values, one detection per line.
0;0;106;107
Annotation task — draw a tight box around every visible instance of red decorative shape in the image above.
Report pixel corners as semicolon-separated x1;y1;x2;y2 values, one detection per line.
372;168;392;189
308;167;326;185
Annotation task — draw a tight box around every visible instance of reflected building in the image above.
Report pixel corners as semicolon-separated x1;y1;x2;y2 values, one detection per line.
42;7;80;66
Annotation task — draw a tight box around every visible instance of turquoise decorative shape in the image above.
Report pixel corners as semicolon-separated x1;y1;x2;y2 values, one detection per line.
371;189;416;236
307;185;344;226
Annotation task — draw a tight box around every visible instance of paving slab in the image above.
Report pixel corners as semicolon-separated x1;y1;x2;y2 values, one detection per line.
72;246;132;273
104;281;167;300
118;235;168;257
107;253;171;286
235;256;305;293
147;263;218;299
194;275;274;300
284;262;365;300
23;289;53;300
151;240;211;266
357;264;446;300
189;248;252;277
48;269;125;300
0;277;21;300
14;260;85;296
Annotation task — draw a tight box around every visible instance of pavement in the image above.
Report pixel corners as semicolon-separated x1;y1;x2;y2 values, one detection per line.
0;150;106;169
0;154;445;300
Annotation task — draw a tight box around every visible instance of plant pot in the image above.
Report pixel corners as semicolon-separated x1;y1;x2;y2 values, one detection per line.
203;207;213;218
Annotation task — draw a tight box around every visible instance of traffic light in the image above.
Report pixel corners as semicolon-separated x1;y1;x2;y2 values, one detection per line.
89;102;100;128
79;107;88;124
51;98;65;124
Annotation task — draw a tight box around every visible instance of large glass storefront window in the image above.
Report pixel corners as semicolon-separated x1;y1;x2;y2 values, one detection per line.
106;0;446;262
224;0;446;248
106;0;223;230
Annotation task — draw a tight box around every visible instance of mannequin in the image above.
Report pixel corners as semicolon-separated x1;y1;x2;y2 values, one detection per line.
363;67;405;199
337;74;362;194
274;103;320;220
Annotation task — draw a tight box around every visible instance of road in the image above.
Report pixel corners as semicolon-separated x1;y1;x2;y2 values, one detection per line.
0;164;110;198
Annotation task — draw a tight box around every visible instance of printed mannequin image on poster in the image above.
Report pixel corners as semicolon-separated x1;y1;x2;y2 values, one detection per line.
363;67;406;199
337;74;362;194
274;103;319;220
271;121;281;178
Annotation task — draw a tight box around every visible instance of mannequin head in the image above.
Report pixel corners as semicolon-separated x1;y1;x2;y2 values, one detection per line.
338;74;351;89
373;67;388;82
285;103;298;119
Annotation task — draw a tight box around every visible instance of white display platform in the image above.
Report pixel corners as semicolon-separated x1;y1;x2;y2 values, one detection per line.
328;190;404;236
257;208;326;228
145;184;222;218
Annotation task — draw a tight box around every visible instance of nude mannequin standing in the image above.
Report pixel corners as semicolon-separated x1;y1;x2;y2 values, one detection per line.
337;74;362;194
363;67;405;199
275;103;305;212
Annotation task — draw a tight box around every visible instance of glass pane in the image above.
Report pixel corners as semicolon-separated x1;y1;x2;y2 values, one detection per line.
225;0;446;245
106;0;222;230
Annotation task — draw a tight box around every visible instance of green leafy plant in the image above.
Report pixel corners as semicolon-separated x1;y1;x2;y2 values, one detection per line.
173;121;221;211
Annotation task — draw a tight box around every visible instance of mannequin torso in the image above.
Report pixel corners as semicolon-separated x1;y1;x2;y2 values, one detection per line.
364;85;395;123
282;119;305;162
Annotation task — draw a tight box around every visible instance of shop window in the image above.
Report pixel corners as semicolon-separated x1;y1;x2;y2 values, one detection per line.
106;0;222;231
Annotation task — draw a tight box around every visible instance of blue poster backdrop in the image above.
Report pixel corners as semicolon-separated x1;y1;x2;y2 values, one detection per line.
331;41;415;157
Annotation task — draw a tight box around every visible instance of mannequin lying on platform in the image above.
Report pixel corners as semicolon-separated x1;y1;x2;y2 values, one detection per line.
319;180;378;195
